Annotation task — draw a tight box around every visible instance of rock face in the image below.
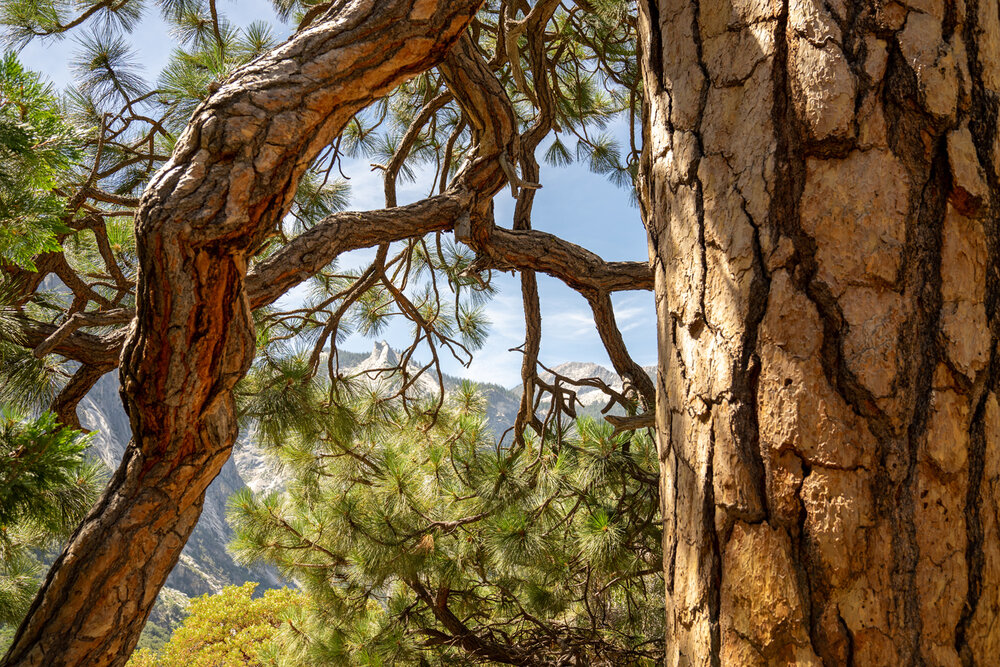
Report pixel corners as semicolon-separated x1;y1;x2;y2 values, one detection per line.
79;372;284;601
638;0;1000;662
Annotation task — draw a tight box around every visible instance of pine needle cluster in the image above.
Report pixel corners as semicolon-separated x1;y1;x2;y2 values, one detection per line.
0;52;78;271
0;410;105;628
228;378;663;665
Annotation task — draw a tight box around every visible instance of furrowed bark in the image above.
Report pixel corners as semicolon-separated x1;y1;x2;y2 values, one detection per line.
1;2;483;665
638;0;999;662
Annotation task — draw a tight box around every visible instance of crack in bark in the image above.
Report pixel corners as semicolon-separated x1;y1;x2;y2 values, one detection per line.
954;0;1000;658
645;0;665;92
704;417;722;667
956;381;990;663
767;0;832;659
896;134;952;667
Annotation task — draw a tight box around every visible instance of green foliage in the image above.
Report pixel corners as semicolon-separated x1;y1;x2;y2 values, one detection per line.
0;8;654;661
135;619;173;656
0;280;72;415
73;28;148;107
0;410;105;626
0;52;78;270
229;380;663;665
126;582;304;667
0;623;13;654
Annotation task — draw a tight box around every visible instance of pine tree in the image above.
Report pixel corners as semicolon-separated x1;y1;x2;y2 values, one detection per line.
0;2;653;662
0;0;995;663
228;370;662;665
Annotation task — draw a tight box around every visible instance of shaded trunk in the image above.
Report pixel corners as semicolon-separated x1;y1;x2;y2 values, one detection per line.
1;2;483;665
638;0;999;663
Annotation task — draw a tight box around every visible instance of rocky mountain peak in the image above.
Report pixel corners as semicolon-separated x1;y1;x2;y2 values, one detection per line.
356;340;400;372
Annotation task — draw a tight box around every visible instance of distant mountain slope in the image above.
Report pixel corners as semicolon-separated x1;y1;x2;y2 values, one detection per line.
345;341;521;434
79;373;284;598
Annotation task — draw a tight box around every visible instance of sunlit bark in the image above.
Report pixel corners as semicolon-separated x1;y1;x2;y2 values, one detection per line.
2;3;483;664
638;0;999;662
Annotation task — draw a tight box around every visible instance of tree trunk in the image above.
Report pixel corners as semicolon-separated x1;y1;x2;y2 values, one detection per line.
1;2;482;665
638;0;999;663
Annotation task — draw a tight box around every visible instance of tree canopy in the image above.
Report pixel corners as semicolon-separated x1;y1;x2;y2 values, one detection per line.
126;582;301;667
1;0;650;440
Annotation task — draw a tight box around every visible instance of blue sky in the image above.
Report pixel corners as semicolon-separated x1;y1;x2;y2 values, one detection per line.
20;3;655;387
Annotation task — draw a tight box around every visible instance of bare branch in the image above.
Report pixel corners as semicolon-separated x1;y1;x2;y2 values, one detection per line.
16;317;127;369
605;412;655;436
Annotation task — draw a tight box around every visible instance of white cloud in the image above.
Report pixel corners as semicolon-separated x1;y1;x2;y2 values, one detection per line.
482;292;528;342
548;309;600;336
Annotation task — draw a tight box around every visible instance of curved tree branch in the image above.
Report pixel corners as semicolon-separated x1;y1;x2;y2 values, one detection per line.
586;292;655;409
2;3;486;664
51;363;117;431
468;226;653;294
246;193;469;309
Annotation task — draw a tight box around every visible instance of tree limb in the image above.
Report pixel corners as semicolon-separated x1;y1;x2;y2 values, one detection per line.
468;226;653;294
2;3;487;664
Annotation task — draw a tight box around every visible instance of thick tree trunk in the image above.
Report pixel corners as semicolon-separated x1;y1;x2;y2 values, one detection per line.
638;0;998;663
1;2;482;665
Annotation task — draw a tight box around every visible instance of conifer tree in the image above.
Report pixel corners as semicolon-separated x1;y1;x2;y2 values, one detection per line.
0;2;656;663
228;375;662;665
0;0;995;663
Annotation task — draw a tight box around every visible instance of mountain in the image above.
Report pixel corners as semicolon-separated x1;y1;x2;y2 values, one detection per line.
74;342;643;646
